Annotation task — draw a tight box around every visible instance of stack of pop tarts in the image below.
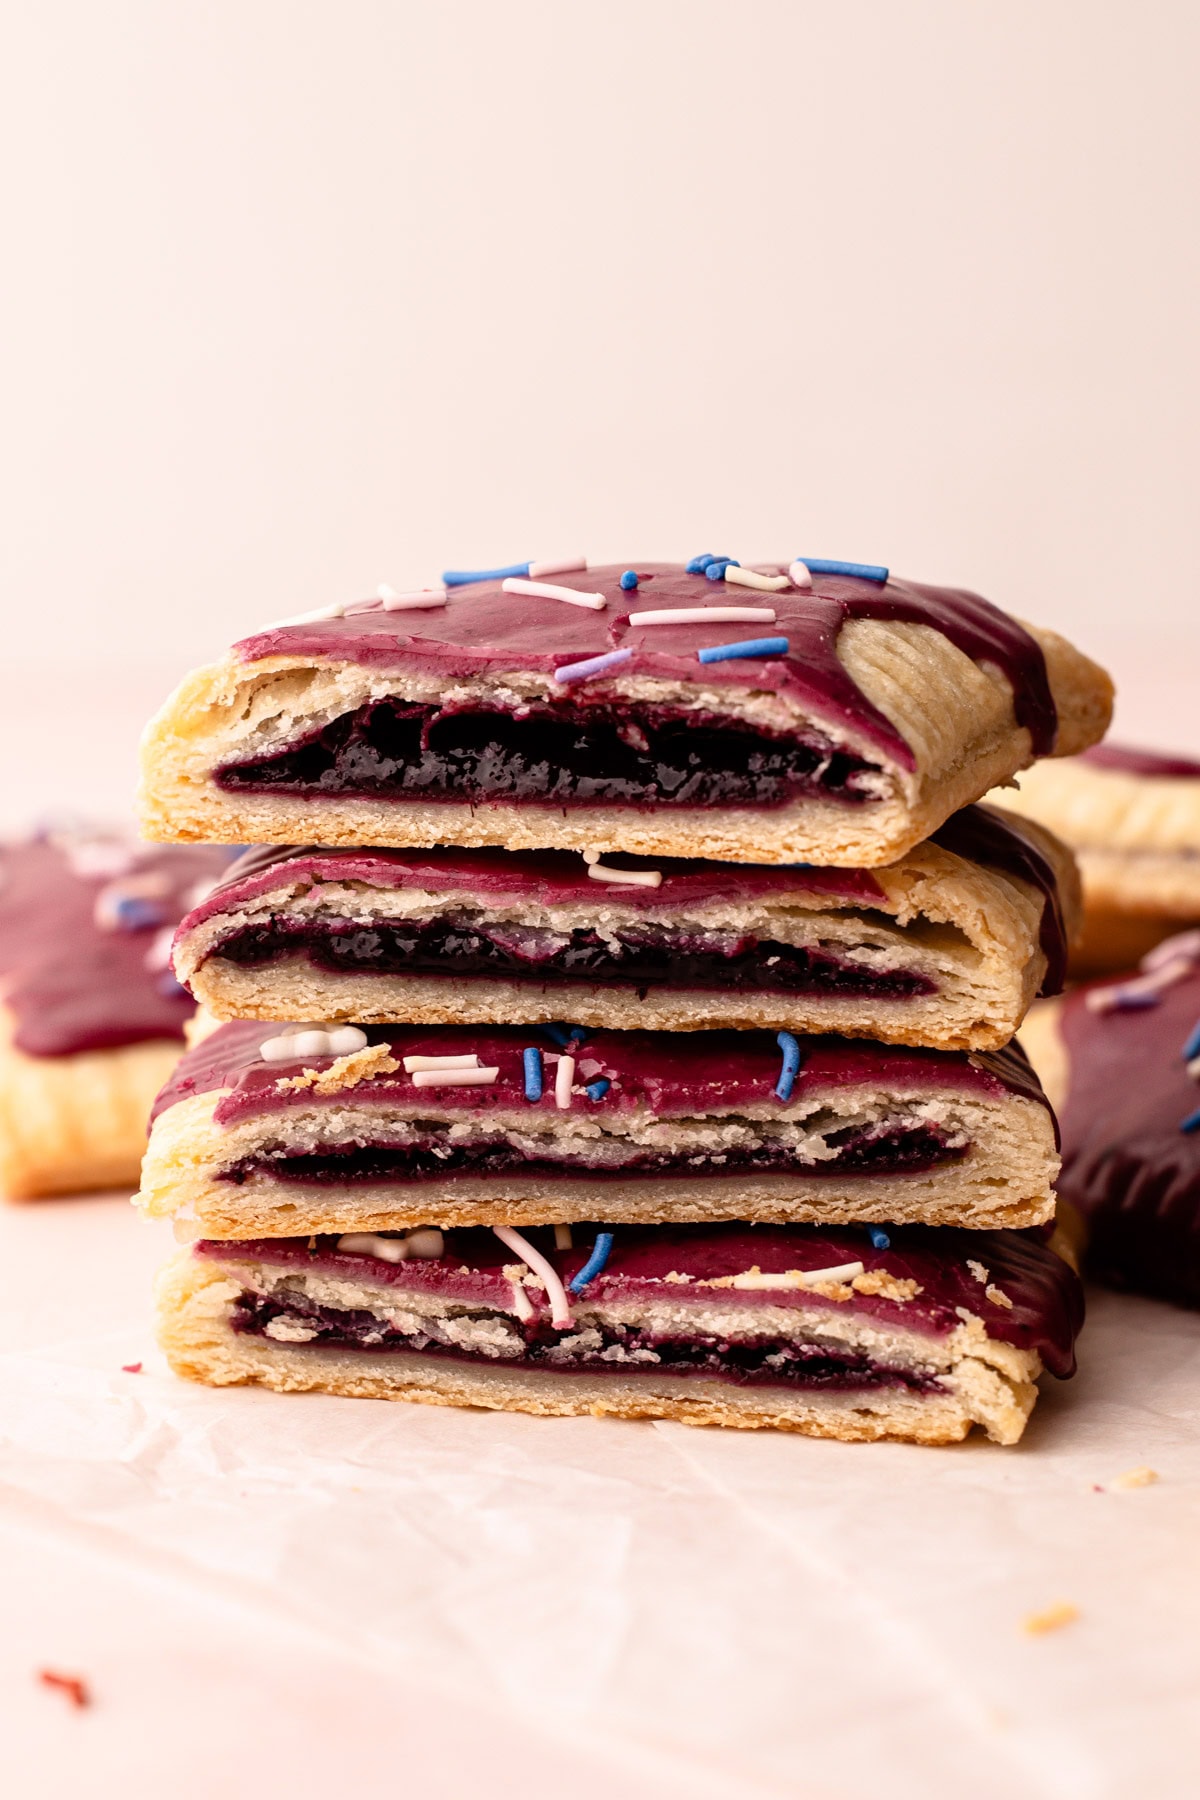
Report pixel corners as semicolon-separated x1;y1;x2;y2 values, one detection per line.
136;554;1113;1444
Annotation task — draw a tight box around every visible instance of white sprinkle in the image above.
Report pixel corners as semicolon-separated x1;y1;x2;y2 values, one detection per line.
337;1232;409;1263
554;1224;574;1250
264;602;347;628
508;1279;535;1322
1142;929;1200;972
402;1053;481;1073
1188;1055;1200;1081
501;577;606;610
342;597;385;615
723;566;790;593
494;1225;573;1328
555;1053;576;1110
730;1260;865;1290
405;1227;445;1259
528;556;588;579
326;1026;369;1056
628;606;777;627
378;585;448;611
144;926;176;972
261;1033;310;1062
410;1067;500;1088
788;560;813;589
588;862;664;888
290;1029;333;1058
582;849;602;865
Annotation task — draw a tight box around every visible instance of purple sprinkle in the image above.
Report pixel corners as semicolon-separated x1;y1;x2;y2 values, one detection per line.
1181;1106;1200;1134
553;647;633;686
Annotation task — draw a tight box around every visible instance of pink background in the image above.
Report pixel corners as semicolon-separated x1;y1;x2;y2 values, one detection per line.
3;2;1198;827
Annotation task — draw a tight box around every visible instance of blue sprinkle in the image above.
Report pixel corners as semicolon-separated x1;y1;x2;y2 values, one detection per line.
697;636;789;665
115;896;167;931
867;1225;891;1250
619;570;639;591
686;553;716;574
442;562;531;587
539;1021;587;1049
775;1031;801;1102
586;1078;611;1102
705;558;739;581
1181;1107;1200;1135
568;1231;615;1293
798;558;889;583
1183;1019;1200;1062
522;1046;543;1102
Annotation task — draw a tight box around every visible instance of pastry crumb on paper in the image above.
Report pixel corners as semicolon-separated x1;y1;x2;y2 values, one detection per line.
1023;1601;1079;1636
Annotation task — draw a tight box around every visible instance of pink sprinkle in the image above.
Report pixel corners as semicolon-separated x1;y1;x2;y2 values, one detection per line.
121;1361;143;1373
553;648;633;685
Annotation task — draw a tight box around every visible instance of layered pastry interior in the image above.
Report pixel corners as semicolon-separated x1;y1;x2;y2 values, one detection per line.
138;562;1111;865
1020;943;1200;1307
991;743;1200;974
0;832;231;1199
157;1220;1084;1445
139;1020;1060;1236
172;805;1076;1051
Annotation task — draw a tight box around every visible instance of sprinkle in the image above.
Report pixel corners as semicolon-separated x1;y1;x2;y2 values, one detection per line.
705;559;739;580
144;926;176;973
337;1232;410;1262
619;570;639;590
697;636;789;664
261;1032;316;1062
501;576;606;610
629;605;776;627
402;1053;480;1073
493;1225;574;1328
539;1022;585;1048
723;566;790;592
405;1227;445;1259
508;1279;535;1322
554;1223;574;1251
685;553;716;573
443;562;531;586
586;1078;611;1102
788;559;813;589
1023;1601;1078;1637
375;584;447;611
554;647;633;686
121;1361;143;1373
1142;929;1200;971
799;558;889;583
587;861;663;888
1184;1020;1200;1061
326;1026;368;1056
555;1053;576;1109
38;1671;90;1709
528;556;588;579
1187;1056;1200;1081
263;601;349;628
522;1046;543;1102
569;1231;615;1293
410;1067;499;1088
1111;1466;1159;1490
867;1226;891;1250
729;1261;865;1290
774;1030;801;1101
1180;1107;1200;1134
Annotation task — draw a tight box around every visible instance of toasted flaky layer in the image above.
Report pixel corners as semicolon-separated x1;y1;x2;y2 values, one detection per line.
176;820;1081;1052
137;1080;1059;1236
0;1010;183;1200
991;758;1200;973
156;1250;1039;1444
138;618;1111;866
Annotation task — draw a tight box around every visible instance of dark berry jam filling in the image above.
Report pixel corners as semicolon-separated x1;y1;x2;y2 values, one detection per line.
217;1123;964;1186
212;915;937;1000
213;698;885;810
230;1289;944;1393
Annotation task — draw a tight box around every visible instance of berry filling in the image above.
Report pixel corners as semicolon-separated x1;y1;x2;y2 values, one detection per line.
214;697;885;810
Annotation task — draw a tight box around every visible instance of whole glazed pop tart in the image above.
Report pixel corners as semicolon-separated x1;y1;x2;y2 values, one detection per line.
1020;930;1200;1306
991;744;1200;975
138;556;1112;867
138;1020;1060;1238
0;831;232;1198
170;804;1078;1052
156;1219;1084;1445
